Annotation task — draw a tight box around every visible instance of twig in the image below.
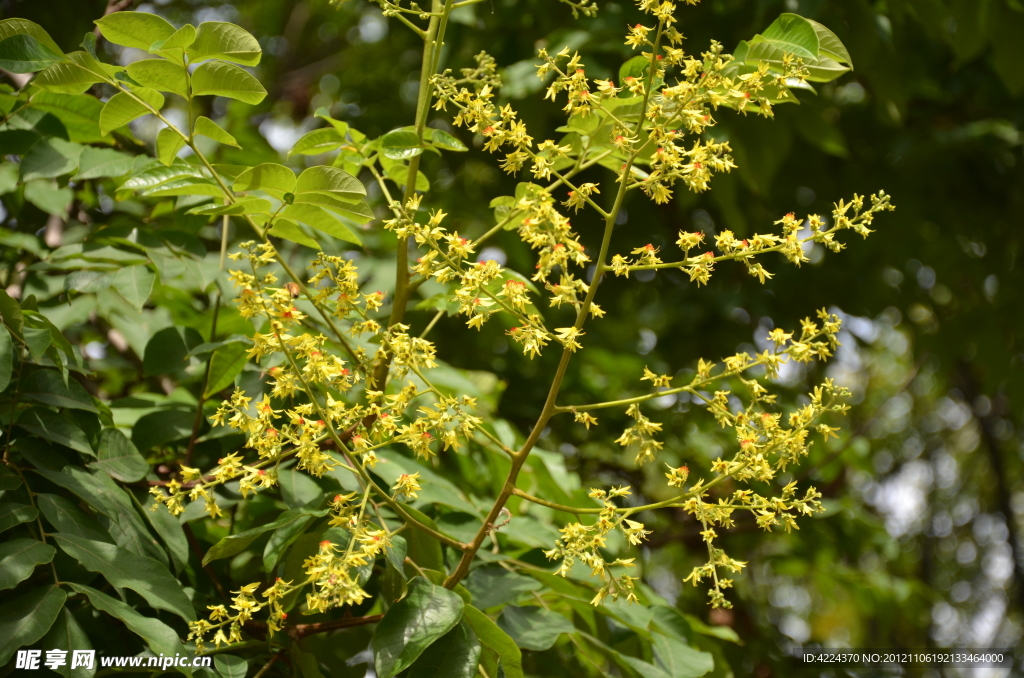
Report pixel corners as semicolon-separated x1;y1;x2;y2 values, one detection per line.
287;614;383;640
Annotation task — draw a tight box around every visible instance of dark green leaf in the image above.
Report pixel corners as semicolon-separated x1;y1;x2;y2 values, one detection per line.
131;409;194;451
66;583;192;675
0;584;66;666
191;61;267;105
188;22;261;66
214;654;248;678
263;512;315;573
408;621;481;678
143;326;200;377
385;534;408;576
652;633;714;678
17;407;93;456
88;428;148;482
23;370;97;412
203;507;328;566
0;34;64;73
40;609;93;678
52;533;195;621
462;605;523;678
94;11;176;51
188;197;271;215
0;324;11;392
373;576;465;678
20;137;83;181
0;503;39;534
36;494;111;543
33;53;108;95
497;605;573;651
466;565;542;610
140;497;189;572
0;289;23;339
0;539;56;591
32;92;107;144
121;162;205;192
24;179;72;215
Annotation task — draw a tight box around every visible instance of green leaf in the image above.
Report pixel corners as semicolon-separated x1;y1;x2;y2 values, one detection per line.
141;176;222;197
99;89;164;136
651;633;714;678
94;11;177;51
806;17;852;67
0;503;39;534
619;55;651;84
383;162;430;192
52;533;196;621
143;325;199;377
66;583;192;675
36;494;111;543
33;53;108;95
268;219;322;249
295;165;366;197
40;609;94;678
0;585;66;666
188;22;261;66
281;203;362;245
214;655;249;678
111;265;156;312
88;428;148;482
408;621;481;678
121;162;205;191
194;115;240;147
497;605;573;651
152;24;197;54
0;325;11;392
757;13;819;59
75;146;135;179
203;341;249;398
373;576;465;678
131;409;194;451
23;370;98;412
262;512;316;573
400;504;445;571
125;58;188;98
64;270;113;295
0;540;56;591
191;61;267;105
0;289;22;339
140;498;189;572
188;197;271;216
0;34;64;73
462;605;523;678
0;18;63;55
381;129;423;160
17;407;93;456
427;128;467;152
293;190;375;223
232;162;296;196
24;179;73;216
20;137;83;181
203;507;328;566
289;127;345;156
466;566;542;610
